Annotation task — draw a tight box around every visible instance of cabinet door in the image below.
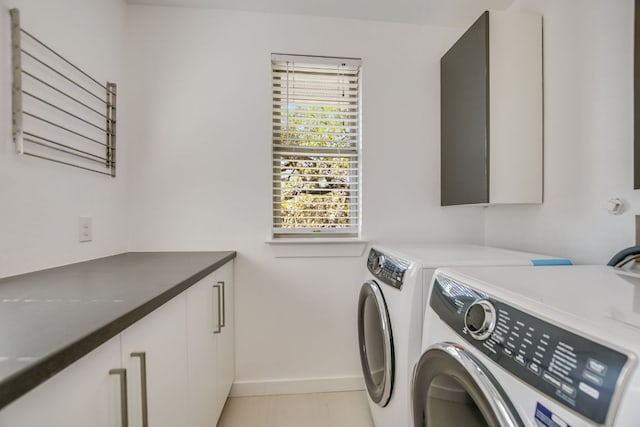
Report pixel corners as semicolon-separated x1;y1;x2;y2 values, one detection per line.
441;11;490;206
121;294;188;427
215;260;235;419
0;336;123;427
186;271;219;427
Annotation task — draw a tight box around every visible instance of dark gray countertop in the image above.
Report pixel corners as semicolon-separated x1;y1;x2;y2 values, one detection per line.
0;251;236;409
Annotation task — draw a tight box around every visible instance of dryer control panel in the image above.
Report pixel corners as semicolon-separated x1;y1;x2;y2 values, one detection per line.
430;274;629;426
366;249;409;289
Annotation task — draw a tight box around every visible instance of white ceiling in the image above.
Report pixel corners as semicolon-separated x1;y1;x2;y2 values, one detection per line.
126;0;514;27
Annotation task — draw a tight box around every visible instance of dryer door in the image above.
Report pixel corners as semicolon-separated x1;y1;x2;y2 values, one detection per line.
412;343;523;427
358;280;394;407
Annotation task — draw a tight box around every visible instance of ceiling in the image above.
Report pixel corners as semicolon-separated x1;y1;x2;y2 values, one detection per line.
126;0;514;27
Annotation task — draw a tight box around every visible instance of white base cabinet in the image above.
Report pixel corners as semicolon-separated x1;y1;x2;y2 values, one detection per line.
121;294;188;427
0;336;123;427
187;271;219;427
215;260;235;419
187;259;235;427
0;259;235;427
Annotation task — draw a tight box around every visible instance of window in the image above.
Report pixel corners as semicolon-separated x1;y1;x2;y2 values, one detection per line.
271;54;362;238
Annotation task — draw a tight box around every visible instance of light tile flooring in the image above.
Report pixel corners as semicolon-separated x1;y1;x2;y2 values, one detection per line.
218;391;374;427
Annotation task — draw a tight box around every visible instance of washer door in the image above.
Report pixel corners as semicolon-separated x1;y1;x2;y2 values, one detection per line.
412;343;523;427
358;280;394;407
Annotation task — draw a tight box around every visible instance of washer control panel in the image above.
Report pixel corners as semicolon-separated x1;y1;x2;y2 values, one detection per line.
366;249;409;290
430;275;629;425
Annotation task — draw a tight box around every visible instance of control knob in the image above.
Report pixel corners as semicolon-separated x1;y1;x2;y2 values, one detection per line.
464;300;496;340
373;254;386;275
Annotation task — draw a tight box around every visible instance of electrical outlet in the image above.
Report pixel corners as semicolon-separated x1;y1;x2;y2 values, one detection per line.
79;217;92;242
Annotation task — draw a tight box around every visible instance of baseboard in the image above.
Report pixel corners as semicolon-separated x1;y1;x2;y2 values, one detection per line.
230;376;365;397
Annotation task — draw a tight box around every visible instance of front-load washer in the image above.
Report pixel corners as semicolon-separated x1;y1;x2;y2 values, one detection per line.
413;265;640;427
358;244;570;427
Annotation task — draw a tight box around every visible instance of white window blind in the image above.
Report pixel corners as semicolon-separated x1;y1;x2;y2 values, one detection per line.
271;54;362;238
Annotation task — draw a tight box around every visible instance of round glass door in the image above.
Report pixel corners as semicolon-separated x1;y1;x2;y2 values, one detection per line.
358;280;394;407
412;343;522;427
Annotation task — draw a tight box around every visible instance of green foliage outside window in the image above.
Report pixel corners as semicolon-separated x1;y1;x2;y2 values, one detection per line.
277;105;356;229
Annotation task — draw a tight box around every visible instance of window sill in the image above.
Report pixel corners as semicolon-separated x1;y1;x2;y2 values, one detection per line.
265;238;368;258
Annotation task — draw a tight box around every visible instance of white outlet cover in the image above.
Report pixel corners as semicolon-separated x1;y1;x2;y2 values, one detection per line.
79;217;92;242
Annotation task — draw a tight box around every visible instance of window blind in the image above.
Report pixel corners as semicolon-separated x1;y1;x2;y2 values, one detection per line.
271;54;362;237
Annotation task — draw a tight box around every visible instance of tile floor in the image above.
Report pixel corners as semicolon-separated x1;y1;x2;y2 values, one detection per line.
217;391;374;427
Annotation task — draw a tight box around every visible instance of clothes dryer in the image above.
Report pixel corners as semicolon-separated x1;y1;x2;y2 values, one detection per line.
358;244;569;427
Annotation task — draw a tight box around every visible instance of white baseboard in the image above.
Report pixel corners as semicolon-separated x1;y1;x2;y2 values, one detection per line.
230;376;365;397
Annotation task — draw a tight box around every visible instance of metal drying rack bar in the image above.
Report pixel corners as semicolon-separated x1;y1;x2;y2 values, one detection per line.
10;8;117;177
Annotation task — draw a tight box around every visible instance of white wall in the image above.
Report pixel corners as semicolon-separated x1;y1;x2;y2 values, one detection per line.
5;0;633;397
125;6;485;392
484;0;637;264
0;0;128;278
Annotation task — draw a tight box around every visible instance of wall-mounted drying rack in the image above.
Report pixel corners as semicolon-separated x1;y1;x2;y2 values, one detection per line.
10;8;117;177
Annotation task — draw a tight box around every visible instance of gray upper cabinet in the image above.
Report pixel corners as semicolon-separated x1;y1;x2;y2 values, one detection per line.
441;11;543;206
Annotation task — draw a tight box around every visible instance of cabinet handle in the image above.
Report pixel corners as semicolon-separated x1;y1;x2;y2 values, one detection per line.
109;368;129;427
218;280;226;327
130;352;149;427
213;283;222;334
